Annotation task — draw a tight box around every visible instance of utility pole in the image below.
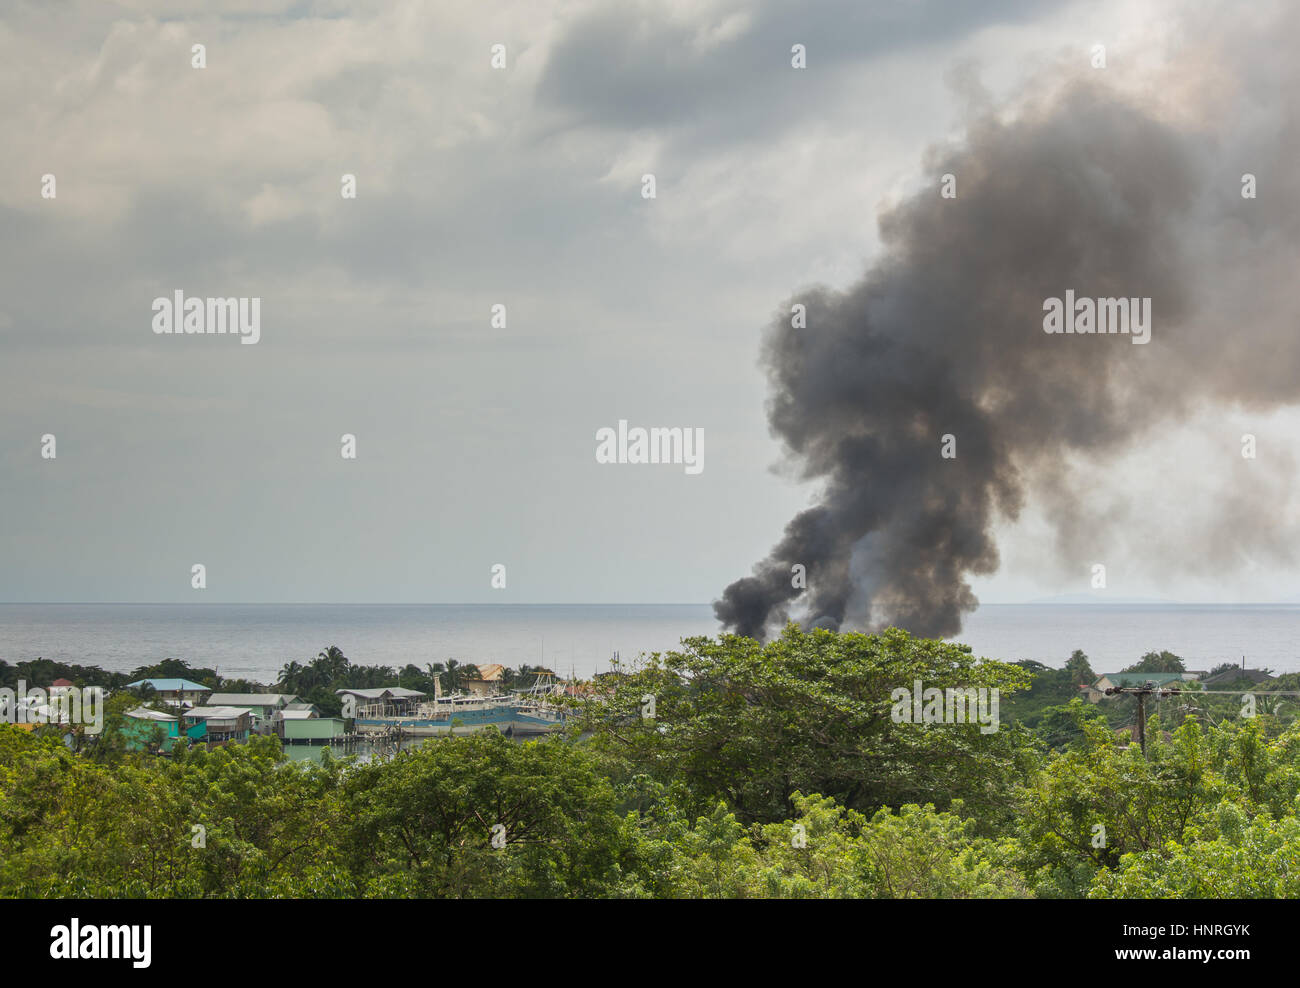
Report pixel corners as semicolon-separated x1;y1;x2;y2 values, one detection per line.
1104;681;1176;757
1135;691;1147;756
1104;682;1300;756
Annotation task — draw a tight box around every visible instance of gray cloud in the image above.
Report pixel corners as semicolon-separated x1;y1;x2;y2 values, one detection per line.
3;0;1299;611
536;0;1069;132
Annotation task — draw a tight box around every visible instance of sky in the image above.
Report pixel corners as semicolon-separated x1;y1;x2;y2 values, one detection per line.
2;0;1298;609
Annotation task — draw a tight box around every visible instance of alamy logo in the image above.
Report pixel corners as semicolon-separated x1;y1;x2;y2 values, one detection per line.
890;680;1000;734
0;680;104;734
595;420;704;475
1042;291;1151;344
152;290;261;344
50;919;151;968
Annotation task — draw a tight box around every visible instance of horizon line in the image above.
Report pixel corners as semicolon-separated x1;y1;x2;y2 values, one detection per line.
2;599;1299;607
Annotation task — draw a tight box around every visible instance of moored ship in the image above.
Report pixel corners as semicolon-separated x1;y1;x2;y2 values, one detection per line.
340;675;568;738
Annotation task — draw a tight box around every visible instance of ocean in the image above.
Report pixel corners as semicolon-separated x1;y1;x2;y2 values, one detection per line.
0;602;1296;682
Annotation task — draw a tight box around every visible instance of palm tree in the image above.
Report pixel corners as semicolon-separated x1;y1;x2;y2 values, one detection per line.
315;646;349;681
443;659;464;693
278;660;304;692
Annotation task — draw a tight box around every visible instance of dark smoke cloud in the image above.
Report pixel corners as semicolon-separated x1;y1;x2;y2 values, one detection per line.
717;21;1300;641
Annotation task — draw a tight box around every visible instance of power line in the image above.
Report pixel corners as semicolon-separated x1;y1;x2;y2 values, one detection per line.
1106;688;1300;696
1104;684;1300;755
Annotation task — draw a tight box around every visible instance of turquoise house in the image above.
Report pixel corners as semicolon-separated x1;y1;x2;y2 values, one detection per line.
122;706;207;750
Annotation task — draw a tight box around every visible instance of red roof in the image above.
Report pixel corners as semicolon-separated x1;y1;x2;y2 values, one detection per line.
50;678;74;688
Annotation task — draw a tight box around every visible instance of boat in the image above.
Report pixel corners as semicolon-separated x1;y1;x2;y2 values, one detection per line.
346;674;569;738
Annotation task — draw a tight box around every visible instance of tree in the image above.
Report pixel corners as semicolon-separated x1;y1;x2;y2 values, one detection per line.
1032;699;1110;750
1014;715;1226;896
339;731;631;897
128;658;218;688
313;646;350;682
278;661;304;693
579;625;1034;826
442;660;467;693
1091;809;1300;898
1064;649;1094;685
1122;650;1185;674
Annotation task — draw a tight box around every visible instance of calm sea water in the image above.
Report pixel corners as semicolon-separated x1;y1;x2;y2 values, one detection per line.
0;603;1296;681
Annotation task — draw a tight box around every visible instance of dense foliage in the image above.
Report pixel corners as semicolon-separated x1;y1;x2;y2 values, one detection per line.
2;626;1297;898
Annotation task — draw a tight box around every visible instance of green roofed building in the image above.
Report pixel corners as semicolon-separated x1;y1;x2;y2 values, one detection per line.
123;678;212;708
1093;672;1195;692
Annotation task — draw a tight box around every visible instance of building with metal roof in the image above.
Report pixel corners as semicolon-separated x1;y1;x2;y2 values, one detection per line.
208;692;298;709
123;678;213;709
334;687;426;700
124;677;211;692
275;708;319;721
182;706;251;743
335;686;424;717
206;693;299;733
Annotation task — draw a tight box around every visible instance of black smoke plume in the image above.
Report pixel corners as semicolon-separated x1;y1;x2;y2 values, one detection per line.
717;27;1300;641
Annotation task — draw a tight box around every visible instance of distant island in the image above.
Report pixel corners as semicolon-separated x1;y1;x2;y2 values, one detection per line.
1022;593;1182;605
